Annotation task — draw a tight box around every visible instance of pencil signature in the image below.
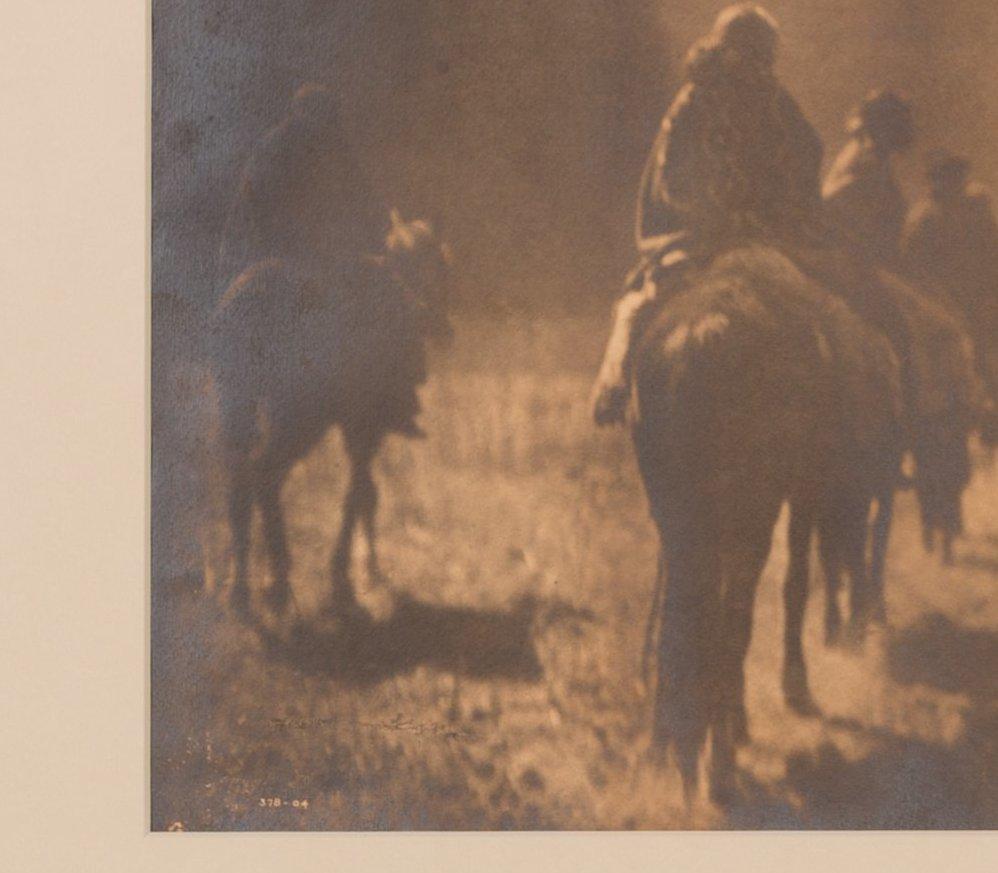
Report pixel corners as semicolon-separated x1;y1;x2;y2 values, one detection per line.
269;713;468;740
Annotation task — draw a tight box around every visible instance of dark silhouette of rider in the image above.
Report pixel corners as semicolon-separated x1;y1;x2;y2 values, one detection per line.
219;83;386;289
218;83;424;437
592;4;824;425
823;90;915;271
903;150;998;412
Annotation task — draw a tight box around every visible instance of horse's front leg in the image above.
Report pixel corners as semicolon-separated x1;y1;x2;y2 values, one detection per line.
330;491;361;611
783;500;818;713
843;501;874;647
818;510;845;648
356;452;387;588
227;456;254;618
259;466;292;614
330;427;384;608
869;489;894;623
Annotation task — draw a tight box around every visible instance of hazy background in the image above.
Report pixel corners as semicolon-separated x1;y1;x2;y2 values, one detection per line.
152;0;998;312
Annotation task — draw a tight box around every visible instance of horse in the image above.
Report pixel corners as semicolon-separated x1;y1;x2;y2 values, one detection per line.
782;285;902;702
631;244;902;803
874;270;986;565
785;268;984;668
210;210;454;617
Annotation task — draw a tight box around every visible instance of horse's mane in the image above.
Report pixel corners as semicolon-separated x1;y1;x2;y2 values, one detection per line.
642;244;841;352
637;243;904;430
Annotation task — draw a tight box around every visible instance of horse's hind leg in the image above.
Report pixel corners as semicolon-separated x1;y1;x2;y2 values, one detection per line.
352;434;387;587
843;503;874;647
869;489;894;623
710;519;775;805
942;530;955;566
228;459;254;617
818;509;845;647
783;500;818;714
258;467;292;614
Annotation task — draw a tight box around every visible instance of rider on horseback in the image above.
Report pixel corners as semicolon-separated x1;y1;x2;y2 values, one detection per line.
592;4;824;425
823;89;916;271
220;83;426;438
903;151;998;430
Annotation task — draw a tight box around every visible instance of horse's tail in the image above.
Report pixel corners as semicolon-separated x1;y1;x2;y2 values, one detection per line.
635;308;752;800
650;533;723;799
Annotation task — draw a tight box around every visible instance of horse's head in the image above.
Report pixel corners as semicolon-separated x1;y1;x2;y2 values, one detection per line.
381;208;455;346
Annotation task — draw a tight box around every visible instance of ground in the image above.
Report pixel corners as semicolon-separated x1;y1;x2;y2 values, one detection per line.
151;315;998;830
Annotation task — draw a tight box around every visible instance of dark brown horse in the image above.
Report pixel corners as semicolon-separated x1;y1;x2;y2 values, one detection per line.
210;211;454;617
789;270;984;677
632;245;902;803
875;270;985;565
782;289;902;707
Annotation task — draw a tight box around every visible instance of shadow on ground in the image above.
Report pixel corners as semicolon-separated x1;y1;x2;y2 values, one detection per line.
725;613;998;828
252;592;560;685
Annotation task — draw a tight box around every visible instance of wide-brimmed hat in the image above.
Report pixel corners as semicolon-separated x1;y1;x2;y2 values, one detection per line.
847;89;915;152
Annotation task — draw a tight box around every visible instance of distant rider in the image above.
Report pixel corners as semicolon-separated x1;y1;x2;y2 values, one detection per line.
219;83;424;437
823;89;915;271
591;4;824;425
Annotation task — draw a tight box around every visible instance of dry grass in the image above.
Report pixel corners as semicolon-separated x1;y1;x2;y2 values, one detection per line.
151;315;998;830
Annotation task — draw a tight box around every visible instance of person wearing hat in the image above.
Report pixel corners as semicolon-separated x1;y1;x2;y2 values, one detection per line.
592;4;824;425
902;151;998;406
823;89;916;270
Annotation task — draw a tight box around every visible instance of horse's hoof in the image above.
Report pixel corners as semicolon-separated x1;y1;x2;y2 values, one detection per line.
324;586;366;622
264;583;290;614
708;770;740;808
922;529;935;554
843;616;869;652
783;670;819;717
731;706;750;748
786;690;819;717
825;622;844;648
230;588;253;622
789;694;820;717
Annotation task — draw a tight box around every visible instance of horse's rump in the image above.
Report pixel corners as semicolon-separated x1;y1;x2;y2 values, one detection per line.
632;244;904;793
634;245;900;497
211;257;429;444
874;268;985;424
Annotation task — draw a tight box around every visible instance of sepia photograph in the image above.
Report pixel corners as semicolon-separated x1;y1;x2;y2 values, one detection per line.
150;0;998;831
